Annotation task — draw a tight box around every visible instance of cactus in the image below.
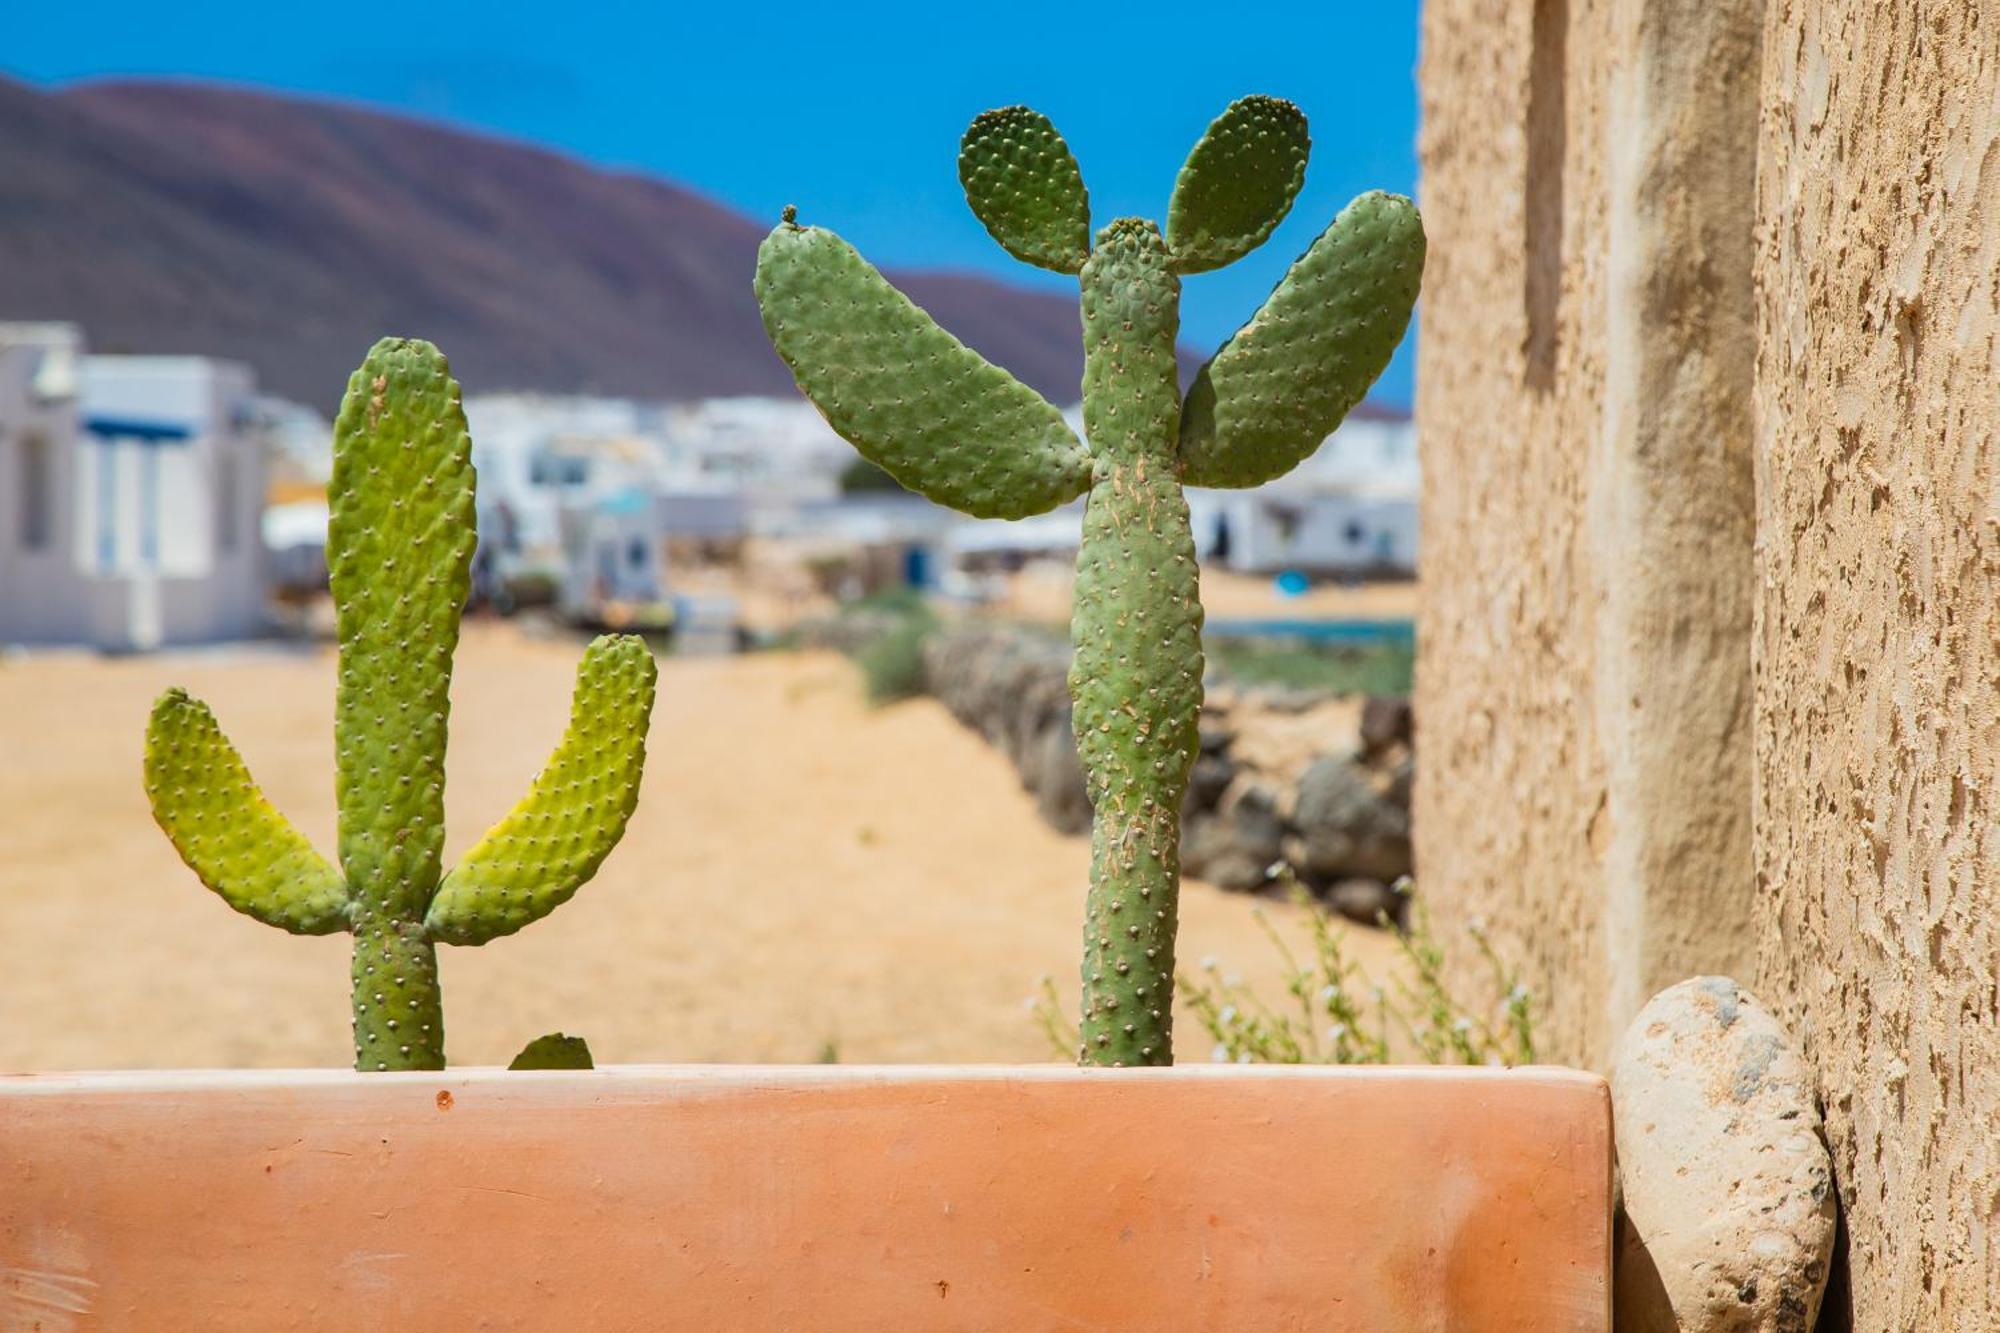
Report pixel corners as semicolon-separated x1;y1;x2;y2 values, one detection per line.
508;1032;595;1070
755;97;1422;1066
143;338;657;1072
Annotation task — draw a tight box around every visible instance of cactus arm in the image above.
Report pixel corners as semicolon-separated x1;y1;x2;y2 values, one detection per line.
1069;220;1204;1067
328;337;476;1071
1178;191;1425;488
958;106;1092;274
509;1032;594;1070
754;216;1092;519
143;688;350;935
1166;96;1311;275
426;635;657;946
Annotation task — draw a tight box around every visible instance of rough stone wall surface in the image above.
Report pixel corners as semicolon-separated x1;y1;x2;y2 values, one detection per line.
1594;0;1762;1028
1754;3;2000;1327
1417;0;1614;1068
1416;0;1760;1066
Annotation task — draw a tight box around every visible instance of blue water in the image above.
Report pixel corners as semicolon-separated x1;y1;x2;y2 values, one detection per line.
1205;618;1415;647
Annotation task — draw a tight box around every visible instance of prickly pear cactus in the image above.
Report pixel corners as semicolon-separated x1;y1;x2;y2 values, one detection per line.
144;338;657;1071
756;97;1422;1066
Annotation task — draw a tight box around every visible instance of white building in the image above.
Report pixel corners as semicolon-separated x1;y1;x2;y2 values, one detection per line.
0;325;267;650
1186;406;1419;576
556;487;668;624
1185;488;1418;576
933;406;1420;581
462;394;790;621
655;397;850;506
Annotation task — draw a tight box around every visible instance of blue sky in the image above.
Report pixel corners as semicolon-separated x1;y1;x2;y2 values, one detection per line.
7;1;1423;405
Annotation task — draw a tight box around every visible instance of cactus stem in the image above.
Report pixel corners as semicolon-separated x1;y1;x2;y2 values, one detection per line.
350;913;444;1071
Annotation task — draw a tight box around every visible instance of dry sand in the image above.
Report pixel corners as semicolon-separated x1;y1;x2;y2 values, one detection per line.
0;622;1397;1070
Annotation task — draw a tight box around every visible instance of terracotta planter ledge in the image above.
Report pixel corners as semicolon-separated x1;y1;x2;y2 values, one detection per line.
0;1064;1611;1330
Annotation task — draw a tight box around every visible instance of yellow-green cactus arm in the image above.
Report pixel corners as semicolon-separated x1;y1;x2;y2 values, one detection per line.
143;688;349;935
426;635;657;946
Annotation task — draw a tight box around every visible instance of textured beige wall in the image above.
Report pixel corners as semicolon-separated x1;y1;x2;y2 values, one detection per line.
1416;0;1760;1066
1754;3;2000;1327
1594;0;1762;1029
1416;0;1612;1067
1421;0;2000;1320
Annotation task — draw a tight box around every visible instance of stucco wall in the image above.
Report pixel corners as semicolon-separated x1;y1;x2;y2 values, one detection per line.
1416;0;1613;1068
1422;0;1998;1321
1754;2;2000;1326
1416;0;1761;1066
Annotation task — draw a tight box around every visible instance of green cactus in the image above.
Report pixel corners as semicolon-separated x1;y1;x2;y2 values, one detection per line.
143;338;658;1072
508;1032;595;1070
756;97;1422;1067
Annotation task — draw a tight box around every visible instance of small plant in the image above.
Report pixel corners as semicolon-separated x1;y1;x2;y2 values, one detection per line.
757;97;1423;1065
1033;876;1537;1067
144;338;657;1072
856;619;932;704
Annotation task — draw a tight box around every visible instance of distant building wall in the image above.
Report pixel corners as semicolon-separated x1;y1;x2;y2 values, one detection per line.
1754;4;1998;1326
1186;491;1417;577
79;357;267;647
0;327;92;643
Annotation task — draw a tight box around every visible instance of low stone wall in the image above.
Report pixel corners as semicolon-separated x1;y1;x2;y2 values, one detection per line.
922;626;1414;922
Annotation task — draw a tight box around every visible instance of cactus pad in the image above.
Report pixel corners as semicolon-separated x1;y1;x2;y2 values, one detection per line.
509;1032;595;1070
959;106;1092;274
1180;191;1424;487
327;338;476;915
755;217;1091;519
427;635;657;945
1167;95;1310;274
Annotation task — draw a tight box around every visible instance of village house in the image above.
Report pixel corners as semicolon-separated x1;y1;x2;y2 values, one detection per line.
1185;404;1418;577
0;324;267;650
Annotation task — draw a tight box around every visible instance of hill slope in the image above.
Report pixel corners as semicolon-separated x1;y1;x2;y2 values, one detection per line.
0;76;1095;410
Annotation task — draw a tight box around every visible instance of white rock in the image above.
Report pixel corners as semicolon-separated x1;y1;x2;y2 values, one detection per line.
1611;977;1836;1333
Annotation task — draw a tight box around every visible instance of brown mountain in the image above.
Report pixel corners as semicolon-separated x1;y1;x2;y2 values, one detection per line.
0;76;1099;411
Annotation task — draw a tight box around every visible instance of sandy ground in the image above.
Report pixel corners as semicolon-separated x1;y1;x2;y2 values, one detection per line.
0;622;1397;1070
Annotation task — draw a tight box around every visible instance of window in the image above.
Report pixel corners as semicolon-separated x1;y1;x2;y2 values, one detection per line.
18;431;51;551
529;451;588;488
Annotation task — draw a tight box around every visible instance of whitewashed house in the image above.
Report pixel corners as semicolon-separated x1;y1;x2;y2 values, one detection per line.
1185;405;1419;576
0;326;268;650
463;395;772;622
655;397;848;512
922;406;1421;583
